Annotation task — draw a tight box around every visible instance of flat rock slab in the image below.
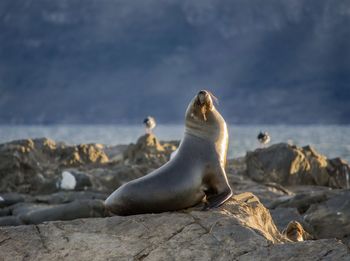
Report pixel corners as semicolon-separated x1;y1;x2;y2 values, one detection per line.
1;192;349;260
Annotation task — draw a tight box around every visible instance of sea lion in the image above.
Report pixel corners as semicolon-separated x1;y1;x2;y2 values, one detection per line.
105;90;232;215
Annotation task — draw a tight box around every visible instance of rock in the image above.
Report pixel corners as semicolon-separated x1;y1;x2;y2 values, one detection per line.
87;165;150;193
0;138;109;194
104;144;128;163
7;200;106;226
270;208;304;232
34;191;108;205
226;156;296;207
228;174;293;206
63;143;109;166
0;192;349;260
0;136;178;195
302;145;330;186
123;134;177;166
267;190;337;213
342;236;350;249
246;143;350;188
0;216;23;226
226;157;247;176
282;221;313;242
246;143;310;185
327;157;350;189
18;200;106;225
268;188;350;241
0;208;11;217
0;193;29;208
304;190;350;239
238;239;349;260
11;203;52;217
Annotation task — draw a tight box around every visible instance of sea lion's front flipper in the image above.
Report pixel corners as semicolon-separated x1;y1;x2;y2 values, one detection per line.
203;189;232;210
203;167;232;210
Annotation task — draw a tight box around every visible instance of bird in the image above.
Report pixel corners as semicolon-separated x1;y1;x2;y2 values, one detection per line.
257;131;271;146
143;116;156;134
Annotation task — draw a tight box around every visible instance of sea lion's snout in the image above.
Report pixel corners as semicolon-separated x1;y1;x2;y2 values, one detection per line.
197;90;210;105
191;90;215;122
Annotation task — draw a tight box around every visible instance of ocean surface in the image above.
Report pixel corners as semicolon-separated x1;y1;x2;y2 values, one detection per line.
0;125;350;162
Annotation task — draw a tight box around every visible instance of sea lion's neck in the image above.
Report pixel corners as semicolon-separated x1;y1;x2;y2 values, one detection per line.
185;125;215;141
185;110;226;141
184;110;228;166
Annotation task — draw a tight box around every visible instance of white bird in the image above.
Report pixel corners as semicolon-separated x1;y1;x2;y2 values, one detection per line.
257;131;271;145
59;171;77;190
143;116;156;134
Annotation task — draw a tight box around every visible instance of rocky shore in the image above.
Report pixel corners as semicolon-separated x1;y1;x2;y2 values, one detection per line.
0;134;350;260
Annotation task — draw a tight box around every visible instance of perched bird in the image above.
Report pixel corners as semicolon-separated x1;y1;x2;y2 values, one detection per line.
257;131;271;145
143;116;156;134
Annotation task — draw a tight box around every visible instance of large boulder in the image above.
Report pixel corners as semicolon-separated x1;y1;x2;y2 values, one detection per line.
0;192;348;261
246;143;350;188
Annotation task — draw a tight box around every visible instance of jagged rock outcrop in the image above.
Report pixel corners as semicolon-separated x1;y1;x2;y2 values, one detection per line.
0;136;178;195
123;133;178;166
81;134;178;193
0;138;109;194
246;143;350;188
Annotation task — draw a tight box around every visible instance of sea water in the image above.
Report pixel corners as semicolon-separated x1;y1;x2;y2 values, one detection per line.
0;125;349;162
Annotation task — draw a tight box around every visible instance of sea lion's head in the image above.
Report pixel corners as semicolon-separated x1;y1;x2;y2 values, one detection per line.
185;90;228;165
187;90;217;122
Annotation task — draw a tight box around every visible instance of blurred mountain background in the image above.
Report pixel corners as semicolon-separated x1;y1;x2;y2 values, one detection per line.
0;0;349;124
